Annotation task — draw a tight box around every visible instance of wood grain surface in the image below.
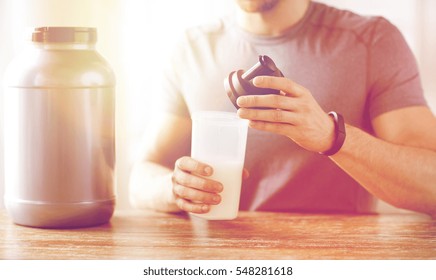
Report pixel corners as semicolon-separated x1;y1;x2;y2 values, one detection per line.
0;210;435;260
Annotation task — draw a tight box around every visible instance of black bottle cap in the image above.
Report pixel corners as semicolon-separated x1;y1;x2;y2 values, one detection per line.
224;55;284;109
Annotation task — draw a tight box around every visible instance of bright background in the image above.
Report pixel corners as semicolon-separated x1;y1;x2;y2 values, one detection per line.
0;0;435;211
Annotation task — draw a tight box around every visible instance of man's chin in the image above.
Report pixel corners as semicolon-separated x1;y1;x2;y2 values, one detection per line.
236;0;280;13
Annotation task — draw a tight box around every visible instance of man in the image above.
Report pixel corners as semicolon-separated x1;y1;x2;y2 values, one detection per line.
129;0;436;217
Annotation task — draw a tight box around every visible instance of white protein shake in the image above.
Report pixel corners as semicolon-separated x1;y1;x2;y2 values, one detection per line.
192;160;243;220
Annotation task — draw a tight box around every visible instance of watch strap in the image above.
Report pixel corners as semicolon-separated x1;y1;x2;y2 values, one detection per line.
320;111;346;156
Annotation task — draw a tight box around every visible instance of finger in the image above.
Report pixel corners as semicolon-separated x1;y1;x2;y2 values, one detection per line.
173;168;223;193
173;183;221;205
249;120;295;137
175;197;210;214
236;94;298;110
253;76;307;97
238;108;299;125
175;156;213;176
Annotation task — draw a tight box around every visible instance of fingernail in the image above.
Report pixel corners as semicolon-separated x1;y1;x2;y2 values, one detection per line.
236;97;245;106
215;183;223;192
213;195;220;203
248;120;258;128
201;205;209;212
253;76;263;85
204;166;212;175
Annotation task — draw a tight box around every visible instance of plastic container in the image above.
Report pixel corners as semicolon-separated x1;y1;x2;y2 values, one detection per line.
191;111;248;220
3;27;116;228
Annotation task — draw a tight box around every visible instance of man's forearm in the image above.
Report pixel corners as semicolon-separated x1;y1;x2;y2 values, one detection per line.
331;125;436;216
129;161;181;212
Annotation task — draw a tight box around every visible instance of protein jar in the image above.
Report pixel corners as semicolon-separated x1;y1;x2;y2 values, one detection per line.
3;27;116;228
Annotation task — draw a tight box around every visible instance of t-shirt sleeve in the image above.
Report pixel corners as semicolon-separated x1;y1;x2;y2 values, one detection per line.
367;17;427;119
158;34;190;118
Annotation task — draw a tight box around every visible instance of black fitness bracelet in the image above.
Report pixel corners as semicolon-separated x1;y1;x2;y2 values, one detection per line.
320;111;346;156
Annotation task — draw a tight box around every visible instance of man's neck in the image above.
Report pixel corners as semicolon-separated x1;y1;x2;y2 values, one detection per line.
236;0;311;36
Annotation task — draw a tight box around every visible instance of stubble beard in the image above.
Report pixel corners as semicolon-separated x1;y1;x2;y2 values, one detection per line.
236;0;280;13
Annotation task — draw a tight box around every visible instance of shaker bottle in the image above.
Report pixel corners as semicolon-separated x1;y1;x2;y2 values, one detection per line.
191;111;248;220
3;27;116;228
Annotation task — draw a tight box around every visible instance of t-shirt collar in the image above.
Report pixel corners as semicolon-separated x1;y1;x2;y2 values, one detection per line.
230;1;315;45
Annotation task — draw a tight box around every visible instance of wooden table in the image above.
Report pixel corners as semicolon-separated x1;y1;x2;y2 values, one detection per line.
0;210;435;259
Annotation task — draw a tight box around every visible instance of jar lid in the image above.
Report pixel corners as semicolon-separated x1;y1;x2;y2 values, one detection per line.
32;27;97;44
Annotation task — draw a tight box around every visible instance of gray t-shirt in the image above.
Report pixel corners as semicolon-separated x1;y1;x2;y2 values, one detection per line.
160;2;427;213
